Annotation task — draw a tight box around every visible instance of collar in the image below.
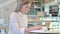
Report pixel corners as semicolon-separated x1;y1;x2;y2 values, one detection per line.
18;12;23;16
18;12;26;16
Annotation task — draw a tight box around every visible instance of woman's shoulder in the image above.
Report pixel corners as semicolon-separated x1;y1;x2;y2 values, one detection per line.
10;12;18;17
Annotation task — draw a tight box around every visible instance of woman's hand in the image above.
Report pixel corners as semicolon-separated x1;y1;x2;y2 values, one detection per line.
33;25;42;30
25;25;42;32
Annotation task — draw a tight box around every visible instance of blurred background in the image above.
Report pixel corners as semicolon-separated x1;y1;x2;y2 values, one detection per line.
0;0;60;34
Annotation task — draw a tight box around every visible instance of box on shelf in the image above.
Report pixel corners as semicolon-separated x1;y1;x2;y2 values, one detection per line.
43;0;49;4
37;12;44;17
43;0;55;4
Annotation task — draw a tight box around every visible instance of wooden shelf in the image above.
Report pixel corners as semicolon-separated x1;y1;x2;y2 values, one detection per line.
43;0;55;4
28;20;41;22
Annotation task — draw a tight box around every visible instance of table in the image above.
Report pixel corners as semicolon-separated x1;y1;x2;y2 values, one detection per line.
29;30;60;34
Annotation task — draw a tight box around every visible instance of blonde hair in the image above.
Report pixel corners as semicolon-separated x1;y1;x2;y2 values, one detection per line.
15;0;32;13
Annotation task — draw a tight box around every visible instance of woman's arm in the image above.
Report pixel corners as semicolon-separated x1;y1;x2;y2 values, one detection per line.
25;25;42;32
9;13;42;34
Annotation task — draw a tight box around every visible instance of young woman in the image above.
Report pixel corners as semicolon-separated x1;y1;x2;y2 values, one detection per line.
8;0;42;34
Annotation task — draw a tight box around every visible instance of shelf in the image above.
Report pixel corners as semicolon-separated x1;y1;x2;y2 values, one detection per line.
28;0;43;15
28;20;41;22
43;0;55;4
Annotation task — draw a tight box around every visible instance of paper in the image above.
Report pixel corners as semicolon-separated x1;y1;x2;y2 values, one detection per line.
30;30;45;33
30;27;48;33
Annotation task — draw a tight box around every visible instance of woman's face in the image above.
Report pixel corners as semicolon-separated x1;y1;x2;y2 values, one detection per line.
21;3;31;14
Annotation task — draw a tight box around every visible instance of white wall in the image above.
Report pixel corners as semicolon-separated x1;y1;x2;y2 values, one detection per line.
0;0;17;34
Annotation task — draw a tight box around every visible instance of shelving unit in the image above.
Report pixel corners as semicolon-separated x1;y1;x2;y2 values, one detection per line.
28;0;44;15
28;0;44;27
28;0;60;31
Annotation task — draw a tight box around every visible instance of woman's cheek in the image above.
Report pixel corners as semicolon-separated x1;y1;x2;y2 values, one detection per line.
27;8;30;11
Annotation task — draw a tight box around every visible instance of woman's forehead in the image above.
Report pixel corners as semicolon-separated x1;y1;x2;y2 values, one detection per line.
26;3;31;6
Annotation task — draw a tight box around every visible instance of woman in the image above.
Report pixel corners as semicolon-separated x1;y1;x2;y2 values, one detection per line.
8;0;42;34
